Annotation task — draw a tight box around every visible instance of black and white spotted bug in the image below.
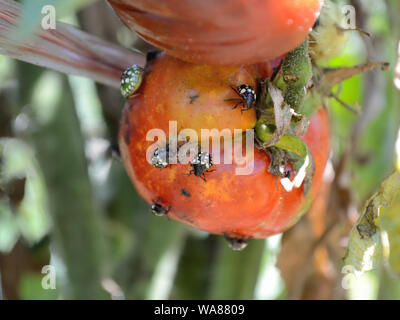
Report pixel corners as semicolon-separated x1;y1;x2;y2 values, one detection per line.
150;201;171;216
188;151;214;182
150;145;169;169
224;236;249;251
225;84;257;112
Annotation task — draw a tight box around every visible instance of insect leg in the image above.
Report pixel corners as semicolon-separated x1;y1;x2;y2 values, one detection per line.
224;98;242;102
233;102;244;110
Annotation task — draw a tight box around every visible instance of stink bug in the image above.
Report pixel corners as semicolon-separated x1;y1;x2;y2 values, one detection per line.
120;64;144;99
225;84;256;111
151;145;170;169
188;151;214;182
150;201;171;216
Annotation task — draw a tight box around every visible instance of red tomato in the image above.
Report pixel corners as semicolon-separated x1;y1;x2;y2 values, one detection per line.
108;0;322;65
123;53;259;139
119;53;330;239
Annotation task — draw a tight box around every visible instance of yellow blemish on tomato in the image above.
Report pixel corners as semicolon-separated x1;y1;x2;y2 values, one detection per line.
168;167;177;181
202;175;234;202
136;143;144;152
155;103;164;113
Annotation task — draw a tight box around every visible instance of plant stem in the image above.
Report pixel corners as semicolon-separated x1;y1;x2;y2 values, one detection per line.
208;239;265;299
29;74;108;299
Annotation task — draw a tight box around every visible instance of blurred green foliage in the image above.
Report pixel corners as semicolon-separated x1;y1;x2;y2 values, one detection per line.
15;0;98;38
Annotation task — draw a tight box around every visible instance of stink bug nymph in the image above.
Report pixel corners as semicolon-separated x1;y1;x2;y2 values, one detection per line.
150;144;169;169
189;151;215;182
150;201;171;216
224;236;249;251
120;64;144;99
225;84;256;111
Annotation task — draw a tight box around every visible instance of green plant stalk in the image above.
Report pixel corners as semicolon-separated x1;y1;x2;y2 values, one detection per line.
173;235;216;300
255;38;314;160
275;38;312;113
29;74;108;299
116;214;185;299
208;239;265;299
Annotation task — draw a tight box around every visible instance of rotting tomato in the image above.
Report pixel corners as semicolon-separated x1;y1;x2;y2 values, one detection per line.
108;0;322;65
118;53;330;239
124;52;259;140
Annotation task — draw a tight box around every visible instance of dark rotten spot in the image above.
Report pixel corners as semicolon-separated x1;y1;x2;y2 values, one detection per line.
181;188;191;197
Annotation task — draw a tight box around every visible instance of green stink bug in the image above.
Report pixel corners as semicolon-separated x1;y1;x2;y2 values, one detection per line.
120;64;144;99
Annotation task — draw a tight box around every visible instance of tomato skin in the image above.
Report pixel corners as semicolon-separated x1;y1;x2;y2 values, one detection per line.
126;53;258;139
108;0;322;65
118;55;330;239
120;105;329;239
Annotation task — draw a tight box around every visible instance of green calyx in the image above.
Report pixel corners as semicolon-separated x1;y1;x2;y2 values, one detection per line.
254;39;315;194
255;120;315;197
255;122;307;158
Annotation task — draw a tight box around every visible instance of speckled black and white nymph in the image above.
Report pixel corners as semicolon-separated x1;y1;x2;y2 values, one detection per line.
151;145;170;169
225;84;257;111
150;201;171;216
189;151;214;181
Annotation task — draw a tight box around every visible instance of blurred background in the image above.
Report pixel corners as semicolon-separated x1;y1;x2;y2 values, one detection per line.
1;0;400;300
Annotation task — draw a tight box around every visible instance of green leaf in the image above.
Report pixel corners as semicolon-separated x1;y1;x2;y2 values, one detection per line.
344;172;400;274
377;189;400;274
255;121;315;196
